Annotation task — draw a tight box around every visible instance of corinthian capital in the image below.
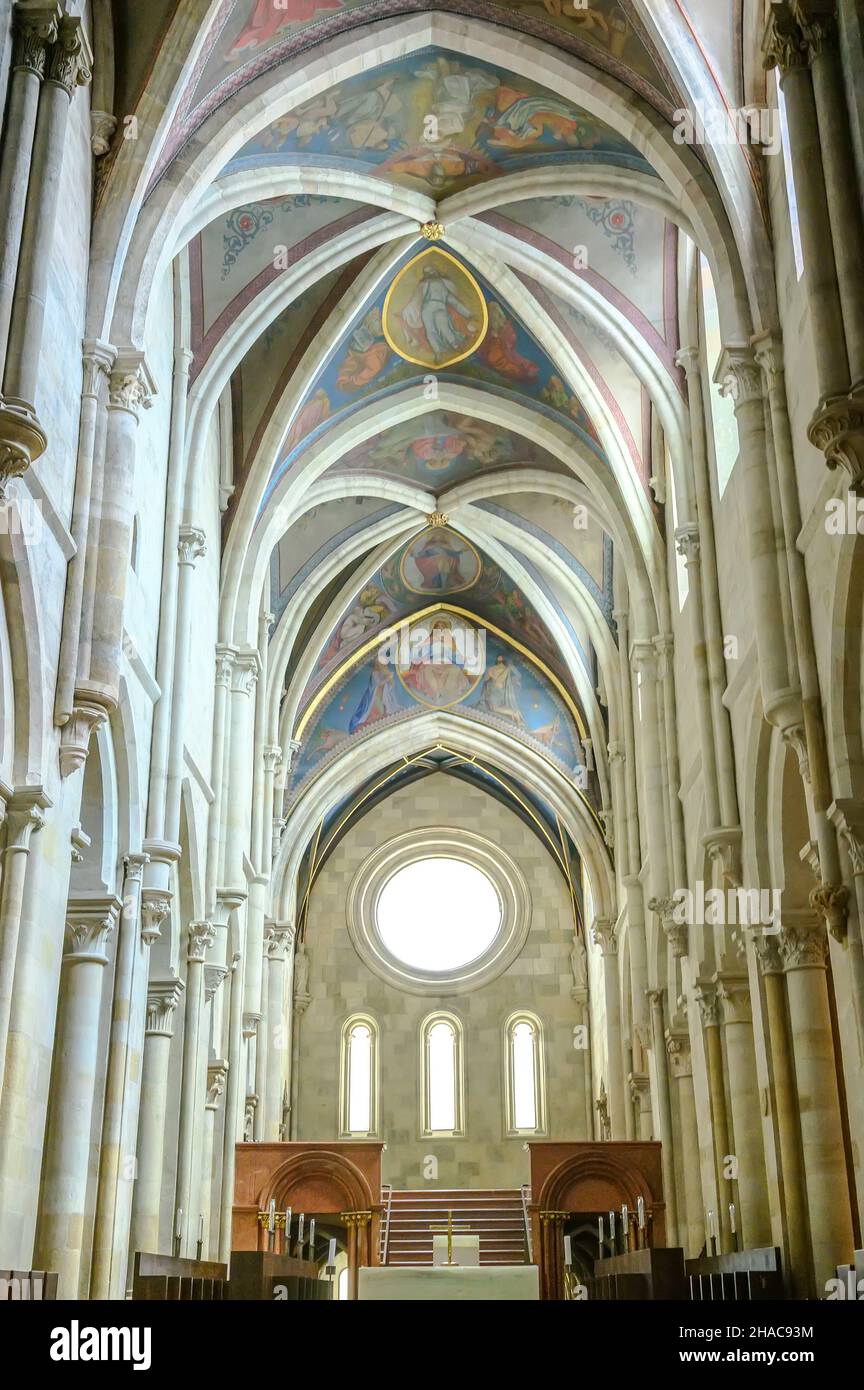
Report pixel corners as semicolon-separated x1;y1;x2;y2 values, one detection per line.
140;888;172;947
675;523;701;567
779;913;829;969
591;917;617;956
715;344;763;409
65;895;120;964
187;919;216;963
12;3;61;78
762;2;809;73
108;352;156;419
177;526;207;567
47;14;92;94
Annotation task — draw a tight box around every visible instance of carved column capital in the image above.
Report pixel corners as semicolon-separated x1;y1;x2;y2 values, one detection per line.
187;919;216;963
674;345;701;381
781;722;811;784
140;888;171;947
751;329;785;392
60;701;108;778
231;649;260;696
779;913;829;969
4;787;50;851
631;640;658;680
762;2;810;72
65;895;120;965
807;390;864;493
649;896;688;958
108;352;156;420
204;964;229;1002
752;930;784;975
591;917;617;956
265;921;295;961
716;972;752;1025
12;4;61;79
675;523;701;567
206;1060;228;1110
715;344;764;410
145;978;184;1037
177;525;206;567
702;827;743;889
808;882;849;943
665;1030;693;1078
46;14;92;95
829;800;864;876
694;982;721;1028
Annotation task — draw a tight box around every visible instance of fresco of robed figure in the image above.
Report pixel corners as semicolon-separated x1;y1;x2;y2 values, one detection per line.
400;527;481;595
383;249;487;369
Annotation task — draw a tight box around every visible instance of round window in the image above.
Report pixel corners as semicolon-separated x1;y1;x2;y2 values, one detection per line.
376;857;502;971
346;828;531;995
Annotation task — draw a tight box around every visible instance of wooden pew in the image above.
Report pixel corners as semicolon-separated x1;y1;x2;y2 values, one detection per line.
685;1247;783;1300
227;1251;332;1301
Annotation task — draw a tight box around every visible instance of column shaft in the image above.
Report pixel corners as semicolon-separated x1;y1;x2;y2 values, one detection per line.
130;980;183;1258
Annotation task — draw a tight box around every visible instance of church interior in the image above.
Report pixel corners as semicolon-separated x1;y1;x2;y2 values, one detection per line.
0;0;864;1309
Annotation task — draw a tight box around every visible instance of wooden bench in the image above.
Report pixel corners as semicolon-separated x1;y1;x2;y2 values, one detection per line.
0;1269;58;1300
131;1251;228;1300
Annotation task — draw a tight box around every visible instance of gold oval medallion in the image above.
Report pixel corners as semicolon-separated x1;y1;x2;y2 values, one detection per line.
382;247;488;369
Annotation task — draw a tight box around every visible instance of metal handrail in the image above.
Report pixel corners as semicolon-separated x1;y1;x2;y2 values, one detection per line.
520;1184;533;1262
380;1183;393;1265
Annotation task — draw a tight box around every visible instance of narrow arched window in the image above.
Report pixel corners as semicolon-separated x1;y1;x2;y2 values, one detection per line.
421;1012;464;1136
505;1012;546;1135
340;1015;378;1136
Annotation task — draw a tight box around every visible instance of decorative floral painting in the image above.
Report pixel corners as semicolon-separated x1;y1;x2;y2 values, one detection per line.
383;249;488;368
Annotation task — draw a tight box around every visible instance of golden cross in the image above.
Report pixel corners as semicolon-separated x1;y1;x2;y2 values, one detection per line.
429;1209;472;1266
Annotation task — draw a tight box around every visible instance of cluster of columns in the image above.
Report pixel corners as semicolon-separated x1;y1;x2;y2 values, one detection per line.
0;1;91;490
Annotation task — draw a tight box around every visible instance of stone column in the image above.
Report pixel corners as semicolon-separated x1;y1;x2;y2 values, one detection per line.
666;1024;704;1257
780;912;855;1286
647;988;679;1246
264;922;294;1140
591;918;625;1138
0;787;48;1099
628;1072;652;1140
163;527;207;841
3;13;91;408
201;1061;227;1259
715;972;772;1249
0;2;60;378
694;982;734;1252
130;978;184;1259
674;524;721;827
205;648;234;914
218;937;245;1262
36;895;119;1298
752;932;812;1296
800;4;864;391
89;853;155;1299
715;347;799;731
83;354;156;707
175;920;215;1256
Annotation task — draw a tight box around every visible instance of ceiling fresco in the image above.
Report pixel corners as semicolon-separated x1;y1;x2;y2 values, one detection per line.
324;411;572;489
222;50;657;197
292;523;586;715
260;245;608;512
289;609;586;799
183;4;678;131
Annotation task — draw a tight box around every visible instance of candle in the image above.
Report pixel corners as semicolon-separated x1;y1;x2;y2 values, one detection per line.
608;1210;616;1246
298;1213;305;1248
563;1235;572;1267
198;1213;204;1243
175;1207;183;1239
728;1202;736;1235
309;1218;316;1254
285;1207;292;1240
637;1196;646;1229
598;1216;604;1248
706;1209;715;1239
268;1198;276;1233
621;1204;629;1251
327;1237;337;1269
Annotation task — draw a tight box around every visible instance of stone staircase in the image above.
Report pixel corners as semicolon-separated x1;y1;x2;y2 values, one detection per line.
381;1188;528;1267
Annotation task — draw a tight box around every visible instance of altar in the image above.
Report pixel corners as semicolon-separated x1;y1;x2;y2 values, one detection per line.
358;1265;540;1301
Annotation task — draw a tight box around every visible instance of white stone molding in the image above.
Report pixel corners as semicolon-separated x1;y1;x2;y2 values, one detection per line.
145;978;184;1037
64;895;120;965
59;701;108;778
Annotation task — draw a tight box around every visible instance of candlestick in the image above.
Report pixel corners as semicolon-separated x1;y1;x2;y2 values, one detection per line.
199;1213;204;1242
297;1212;305;1255
598;1215;604;1251
608;1210;616;1253
268;1198;276;1233
327;1237;337;1270
175;1207;183;1239
637;1195;645;1228
563;1234;572;1268
309;1218;316;1256
728;1202;736;1234
285;1207;292;1242
621;1204;629;1252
